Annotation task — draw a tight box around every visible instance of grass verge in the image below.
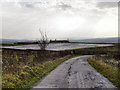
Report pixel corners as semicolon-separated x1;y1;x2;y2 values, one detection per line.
88;57;120;88
21;54;81;88
2;54;81;89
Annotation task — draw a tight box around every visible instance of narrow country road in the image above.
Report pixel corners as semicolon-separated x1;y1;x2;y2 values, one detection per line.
32;55;116;89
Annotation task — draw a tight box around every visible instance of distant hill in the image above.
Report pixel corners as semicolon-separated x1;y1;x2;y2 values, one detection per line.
0;37;119;44
0;39;35;44
70;37;120;43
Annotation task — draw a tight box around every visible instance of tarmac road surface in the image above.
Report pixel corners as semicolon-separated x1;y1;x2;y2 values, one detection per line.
32;55;116;89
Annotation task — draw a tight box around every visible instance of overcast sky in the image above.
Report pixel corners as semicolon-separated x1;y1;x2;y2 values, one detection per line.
0;0;119;40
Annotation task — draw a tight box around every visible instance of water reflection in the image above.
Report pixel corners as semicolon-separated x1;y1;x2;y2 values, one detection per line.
1;43;112;51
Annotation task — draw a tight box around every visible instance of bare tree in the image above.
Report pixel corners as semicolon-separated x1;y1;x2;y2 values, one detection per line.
38;28;49;50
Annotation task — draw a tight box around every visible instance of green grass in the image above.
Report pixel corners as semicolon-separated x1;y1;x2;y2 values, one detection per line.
20;54;81;88
2;54;81;89
88;57;120;88
75;45;118;51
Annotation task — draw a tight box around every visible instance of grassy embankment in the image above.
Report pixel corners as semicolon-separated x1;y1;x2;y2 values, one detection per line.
87;44;120;88
2;48;80;88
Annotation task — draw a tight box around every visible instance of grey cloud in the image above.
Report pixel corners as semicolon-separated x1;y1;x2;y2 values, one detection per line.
17;1;72;11
55;3;72;10
97;2;118;8
24;3;34;8
17;2;41;8
17;2;33;8
58;3;72;10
